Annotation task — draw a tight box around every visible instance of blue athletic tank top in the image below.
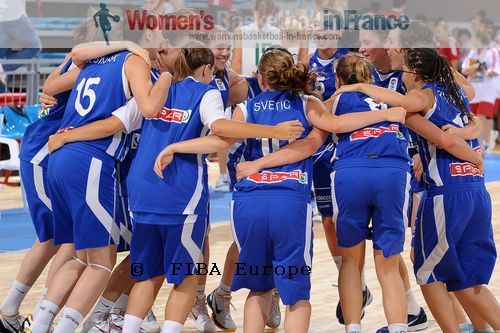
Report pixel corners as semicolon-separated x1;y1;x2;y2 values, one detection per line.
418;82;483;189
210;69;230;108
20;60;74;167
235;90;313;200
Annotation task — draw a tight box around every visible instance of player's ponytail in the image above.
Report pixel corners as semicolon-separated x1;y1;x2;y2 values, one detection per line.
335;53;373;85
174;41;215;82
404;48;473;121
258;49;319;97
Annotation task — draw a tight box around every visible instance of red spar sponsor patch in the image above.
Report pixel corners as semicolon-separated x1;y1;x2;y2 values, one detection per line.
450;163;482;177
247;170;308;184
156;108;191;124
350;125;400;141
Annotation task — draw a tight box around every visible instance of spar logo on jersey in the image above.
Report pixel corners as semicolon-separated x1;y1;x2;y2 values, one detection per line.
450;162;483;177
247;170;308;185
350;124;403;141
156;107;191;124
473;146;485;157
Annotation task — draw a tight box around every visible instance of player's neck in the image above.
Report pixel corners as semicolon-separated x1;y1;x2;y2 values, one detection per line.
318;48;338;60
374;61;392;75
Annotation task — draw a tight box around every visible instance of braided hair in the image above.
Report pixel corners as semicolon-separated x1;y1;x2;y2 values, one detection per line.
404;48;473;121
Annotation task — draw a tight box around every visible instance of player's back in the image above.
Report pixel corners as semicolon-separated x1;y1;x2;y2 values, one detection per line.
333;91;410;168
127;77;216;217
60;51;132;160
235;90;313;199
418;82;483;189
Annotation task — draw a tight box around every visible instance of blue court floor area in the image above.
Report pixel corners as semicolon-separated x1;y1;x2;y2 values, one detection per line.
1;155;500;252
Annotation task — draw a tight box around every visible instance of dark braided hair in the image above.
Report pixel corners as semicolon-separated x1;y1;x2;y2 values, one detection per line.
404;48;473;121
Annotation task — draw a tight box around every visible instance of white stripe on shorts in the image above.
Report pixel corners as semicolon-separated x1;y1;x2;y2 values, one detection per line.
86;157;120;245
33;164;52;211
30;143;49;166
303;204;313;268
402;172;411;228
181;215;204;275
229;200;241;252
330;171;339;225
416;195;448;285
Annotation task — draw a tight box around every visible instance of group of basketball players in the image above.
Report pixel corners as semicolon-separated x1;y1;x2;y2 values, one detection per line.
0;12;499;333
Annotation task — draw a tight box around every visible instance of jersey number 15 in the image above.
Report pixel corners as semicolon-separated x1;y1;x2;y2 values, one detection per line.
75;77;101;116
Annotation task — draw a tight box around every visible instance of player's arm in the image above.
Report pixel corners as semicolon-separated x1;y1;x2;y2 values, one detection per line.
71;41;150;66
93;12;99;26
48;98;142;153
40;54;81;102
406;113;483;173
229;28;243;73
442;115;483;140
236;127;328;180
453;69;475;101
332;83;431;113
125;55;172;118
308;95;407;133
228;78;249;106
211;107;304;140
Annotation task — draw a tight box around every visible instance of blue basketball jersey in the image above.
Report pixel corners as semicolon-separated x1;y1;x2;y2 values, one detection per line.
235;91;313;199
418;82;483;189
127;77;217;219
210;69;230;108
371;68;418;156
19;60;74;167
333;92;411;166
118;69;160;197
246;76;262;99
371;68;406;95
60;51;131;161
309;48;349;100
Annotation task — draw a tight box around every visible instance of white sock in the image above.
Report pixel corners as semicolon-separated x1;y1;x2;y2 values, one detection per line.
218;282;231;294
346;323;361;333
162;320;183;333
123;314;144;333
197;285;206;296
52;307;84;333
406;288;420;316
33;288;48;319
0;280;31;315
333;256;342;272
94;296;114;314
113;294;129;312
361;268;367;291
30;300;59;333
388;323;408;333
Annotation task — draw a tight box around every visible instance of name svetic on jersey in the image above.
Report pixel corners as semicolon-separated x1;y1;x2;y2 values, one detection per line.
350;124;403;141
247;170;308;184
156;107;192;124
253;100;291;112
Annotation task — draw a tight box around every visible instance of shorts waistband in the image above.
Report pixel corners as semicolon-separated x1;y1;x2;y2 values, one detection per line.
232;189;310;202
426;182;485;196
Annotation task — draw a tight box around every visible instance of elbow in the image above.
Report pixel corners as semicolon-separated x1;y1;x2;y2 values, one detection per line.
141;105;160;118
70;49;85;66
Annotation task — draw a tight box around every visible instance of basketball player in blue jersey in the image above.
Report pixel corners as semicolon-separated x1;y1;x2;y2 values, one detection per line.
357;29;429;332
306;27;354;323
339;48;499;333
39;43;180;333
115;43;304;333
26;44;173;333
153;49;409;333
0;57;80;333
384;23;489;333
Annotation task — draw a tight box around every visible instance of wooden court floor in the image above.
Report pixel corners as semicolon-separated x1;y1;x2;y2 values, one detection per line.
0;182;499;332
